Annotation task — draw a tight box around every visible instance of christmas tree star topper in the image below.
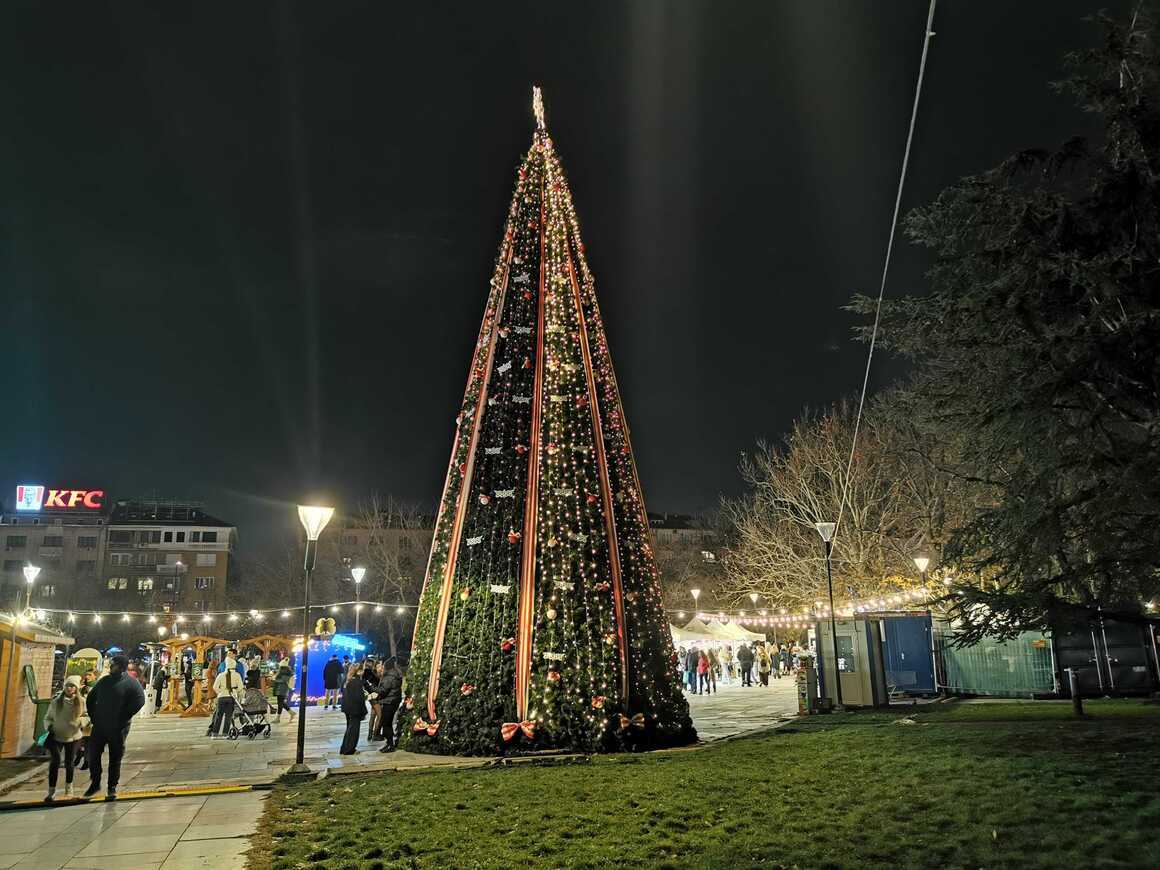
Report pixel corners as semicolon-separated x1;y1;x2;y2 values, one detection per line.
532;85;545;130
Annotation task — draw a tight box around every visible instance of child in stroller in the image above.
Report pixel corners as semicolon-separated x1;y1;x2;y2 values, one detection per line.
229;684;273;740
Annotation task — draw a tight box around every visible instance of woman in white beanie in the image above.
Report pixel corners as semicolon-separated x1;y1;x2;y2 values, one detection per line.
43;676;85;800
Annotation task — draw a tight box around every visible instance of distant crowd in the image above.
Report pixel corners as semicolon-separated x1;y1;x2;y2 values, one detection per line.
39;646;410;804
677;642;807;694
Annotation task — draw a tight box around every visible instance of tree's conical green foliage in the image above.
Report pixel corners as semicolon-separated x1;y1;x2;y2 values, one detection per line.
402;91;695;755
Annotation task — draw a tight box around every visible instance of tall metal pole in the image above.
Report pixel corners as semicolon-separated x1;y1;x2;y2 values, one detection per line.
292;540;315;770
355;582;361;635
823;540;844;711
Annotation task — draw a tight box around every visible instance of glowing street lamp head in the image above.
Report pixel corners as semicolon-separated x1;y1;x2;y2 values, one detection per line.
297;505;335;542
351;566;366;584
749;592;759;605
690;588;701;603
22;564;40;585
814;522;836;543
913;555;931;574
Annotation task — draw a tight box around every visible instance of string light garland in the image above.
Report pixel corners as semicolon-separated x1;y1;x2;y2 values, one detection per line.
8;599;419;631
668;585;947;629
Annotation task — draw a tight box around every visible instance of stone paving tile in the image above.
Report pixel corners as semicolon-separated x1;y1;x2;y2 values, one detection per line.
160;837;250;869
180;821;260;841
75;832;185;858
63;851;169;869
11;846;87;870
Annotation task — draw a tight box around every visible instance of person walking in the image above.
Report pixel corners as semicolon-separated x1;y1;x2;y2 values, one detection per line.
322;655;343;709
375;658;404;751
182;658;194;708
365;661;385;740
684;646;701;695
339;663;366;755
757;644;772;686
43;676;85;801
779;644;790;677
737;643;754;687
272;658;295;722
83;654;145;799
151;664;167;712
75;670;96;771
207;654;242;738
706;647;720;694
696;650;711;694
721;645;734;685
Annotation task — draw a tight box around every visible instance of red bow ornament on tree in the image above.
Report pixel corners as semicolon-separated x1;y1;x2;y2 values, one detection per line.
618;713;646;731
501;720;537;742
413;717;441;736
460;683;476;696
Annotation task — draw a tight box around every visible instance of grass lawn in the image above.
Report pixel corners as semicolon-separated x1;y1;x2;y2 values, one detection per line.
249;699;1160;869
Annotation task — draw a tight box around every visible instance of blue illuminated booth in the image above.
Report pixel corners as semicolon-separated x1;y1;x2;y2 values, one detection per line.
293;633;367;702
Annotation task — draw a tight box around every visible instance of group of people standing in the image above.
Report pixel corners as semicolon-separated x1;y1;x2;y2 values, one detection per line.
330;655;405;756
42;654;145;801
678;642;803;693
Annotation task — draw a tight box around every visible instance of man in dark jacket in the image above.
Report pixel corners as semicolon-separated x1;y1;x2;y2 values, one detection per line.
84;654;146;799
684;646;701;694
737;643;755;687
322;655;343;709
374;658;404;752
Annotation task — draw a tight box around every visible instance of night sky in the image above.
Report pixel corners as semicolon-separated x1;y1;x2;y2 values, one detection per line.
1;1;1130;553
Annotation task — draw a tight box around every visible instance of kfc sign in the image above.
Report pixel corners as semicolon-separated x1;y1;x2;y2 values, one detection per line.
15;485;105;511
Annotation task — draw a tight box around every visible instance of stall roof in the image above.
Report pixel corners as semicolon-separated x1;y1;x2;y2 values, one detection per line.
0;616;74;646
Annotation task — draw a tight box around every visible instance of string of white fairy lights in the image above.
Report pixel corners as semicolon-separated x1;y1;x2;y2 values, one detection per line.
667;584;948;628
10;599;419;628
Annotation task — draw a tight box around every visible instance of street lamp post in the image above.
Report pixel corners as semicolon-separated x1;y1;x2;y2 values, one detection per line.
289;504;334;776
913;555;930;586
690;588;701;618
351;566;366;634
0;565;39;754
813;523;844;711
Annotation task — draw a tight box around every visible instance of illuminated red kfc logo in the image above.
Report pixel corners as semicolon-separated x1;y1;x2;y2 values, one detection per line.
15;485;104;511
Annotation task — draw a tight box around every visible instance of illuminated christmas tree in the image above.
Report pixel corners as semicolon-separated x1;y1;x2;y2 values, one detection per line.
403;88;695;755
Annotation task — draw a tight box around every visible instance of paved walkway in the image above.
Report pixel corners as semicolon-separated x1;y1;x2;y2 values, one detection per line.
0;790;265;870
6;681;797;802
684;676;800;739
0;683;797;868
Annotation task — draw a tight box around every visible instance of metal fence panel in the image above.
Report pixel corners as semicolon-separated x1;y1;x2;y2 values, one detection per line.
936;631;1055;698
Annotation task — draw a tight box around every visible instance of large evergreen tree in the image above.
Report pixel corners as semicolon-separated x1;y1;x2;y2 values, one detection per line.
850;10;1160;642
402;90;694;755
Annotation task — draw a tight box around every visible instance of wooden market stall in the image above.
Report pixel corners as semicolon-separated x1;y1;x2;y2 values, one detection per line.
236;634;297;690
158;634;226;717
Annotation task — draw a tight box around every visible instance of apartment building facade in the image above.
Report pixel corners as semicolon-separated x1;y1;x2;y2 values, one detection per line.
0;485;109;609
100;499;236;614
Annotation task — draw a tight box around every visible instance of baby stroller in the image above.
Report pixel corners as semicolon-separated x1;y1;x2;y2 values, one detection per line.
228;687;273;740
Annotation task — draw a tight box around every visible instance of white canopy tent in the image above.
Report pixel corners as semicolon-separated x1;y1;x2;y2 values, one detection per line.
670;617;765;646
670;618;718;646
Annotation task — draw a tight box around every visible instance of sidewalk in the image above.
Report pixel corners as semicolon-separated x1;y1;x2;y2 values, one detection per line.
0;790;265;869
5;682;797;802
